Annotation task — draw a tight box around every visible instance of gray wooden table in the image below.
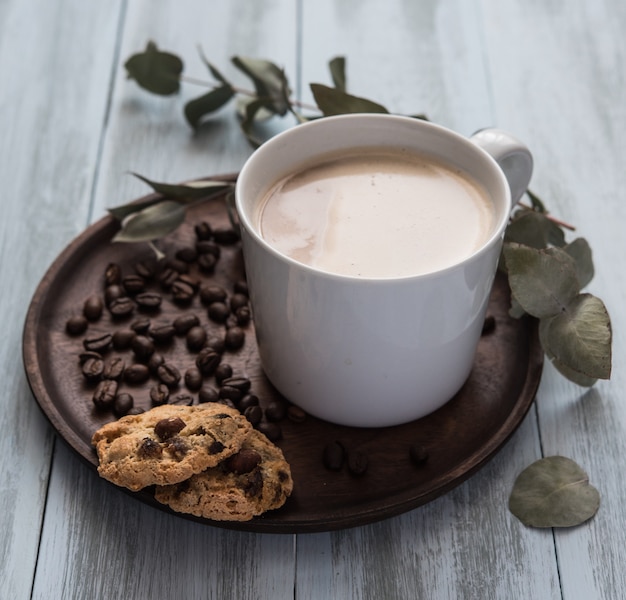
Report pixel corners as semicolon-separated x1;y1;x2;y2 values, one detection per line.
2;1;624;598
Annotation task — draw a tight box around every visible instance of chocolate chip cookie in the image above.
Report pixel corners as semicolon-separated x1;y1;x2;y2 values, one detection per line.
91;404;252;491
154;429;293;521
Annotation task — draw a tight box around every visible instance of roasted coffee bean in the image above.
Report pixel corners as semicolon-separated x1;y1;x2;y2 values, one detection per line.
155;416;186;441
347;451;369;476
157;363;181;388
78;351;102;364
175;246;198;263
229;294;249;312
83;333;112;353
197;253;217;273
199;284;227;305
244;405;263;426
224;449;262;474
235;306;251;326
233;280;249;296
217;398;236;410
127;407;145;416
135;292;162;310
198;386;219;403
265;400;288;422
134;259;157;280
322;441;345;471
165;257;189;274
113;392;134;417
158;267;179;289
172;313;200;335
177;274;199;291
66;315;88;336
131;335;155;360
219;385;243;403
238;394;259;411
186;326;207;351
194;221;213;240
171;280;195;305
409;444;429;466
213;226;239;245
124;363;150;384
214;363;233;384
112;328;135;350
148;352;165;375
196;240;221;257
104;284;124;306
221;377;251;393
184;366;203;391
170;394;194;406
104;262;122;287
256;421;282;442
208;302;230;323
150;383;170;405
83;295;103;321
82;357;104;382
225;315;238;329
122;274;146;295
92;380;118;410
287;405;307;423
149;324;176;345
482;314;496;335
102;357;125;381
205;334;225;354
130;318;151;334
108;296;135;318
224;326;245;350
195;348;221;375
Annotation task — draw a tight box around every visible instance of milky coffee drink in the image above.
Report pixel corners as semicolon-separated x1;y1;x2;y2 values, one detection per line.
256;148;495;278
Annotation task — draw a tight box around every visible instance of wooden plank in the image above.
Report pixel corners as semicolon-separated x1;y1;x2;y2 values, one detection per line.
32;1;299;598
481;0;626;598
295;1;561;598
0;1;123;597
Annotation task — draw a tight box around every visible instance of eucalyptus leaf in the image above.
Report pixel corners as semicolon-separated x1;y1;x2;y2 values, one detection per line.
539;293;612;380
231;56;291;116
113;200;186;243
329;56;346;92
238;97;271;148
563;237;594;289
526;189;547;213
124;41;183;96
198;48;231;85
509;456;600;528
503;243;580;318
184;85;235;129
310;83;389;116
132;173;234;200
505;210;566;249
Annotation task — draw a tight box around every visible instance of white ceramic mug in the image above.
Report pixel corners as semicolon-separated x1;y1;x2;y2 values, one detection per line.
236;114;533;427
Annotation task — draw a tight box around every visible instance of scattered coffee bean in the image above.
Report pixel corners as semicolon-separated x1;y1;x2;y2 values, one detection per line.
131;335;155;360
112;328;135;350
81;357;104;382
229;294;249;312
194;221;213;240
177;274;199;291
214;363;233;384
150;383;170;405
409;444;429;466
265;400;287;422
287;405;307;423
113;392;134;417
66;315;88;336
323;441;345;471
235;306;251;326
224;449;262;474
159;267;179;289
221;377;251;393
155;416;186;441
83;333;112;353
256;421;282;442
170;394;194;406
83;295;103;321
184;366;203;391
175;246;198;263
108;296;135;318
172;313;200;335
224;326;245;350
199;284;227;305
208;302;230;323
347;451;368;476
213;226;239;245
198;386;219;403
102;357;125;381
217;398;237;410
197;253;217;273
134;259;157;280
104;263;122;287
196;240;221;257
205;334;225;354
126;407;145;416
122;274;146;295
157;363;182;388
482;314;496;335
233;280;249;296
219;385;243;403
130;318;151;334
147;352;165;375
171;280;195;305
186;326;207;351
124;363;150;384
244;405;263;426
92;380;118;410
238;393;259;411
78;351;102;365
104;284;124;306
149;324;176;345
166;257;189;274
196;348;221;376
135;292;162;310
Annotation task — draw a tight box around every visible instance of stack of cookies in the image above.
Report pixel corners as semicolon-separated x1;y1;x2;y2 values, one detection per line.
91;403;293;521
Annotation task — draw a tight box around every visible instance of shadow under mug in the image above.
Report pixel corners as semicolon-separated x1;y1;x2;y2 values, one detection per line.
236;114;533;427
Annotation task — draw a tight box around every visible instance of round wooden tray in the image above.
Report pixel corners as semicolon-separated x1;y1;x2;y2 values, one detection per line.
22;177;543;533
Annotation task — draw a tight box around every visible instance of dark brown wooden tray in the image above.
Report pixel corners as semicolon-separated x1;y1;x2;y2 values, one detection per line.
22;176;543;533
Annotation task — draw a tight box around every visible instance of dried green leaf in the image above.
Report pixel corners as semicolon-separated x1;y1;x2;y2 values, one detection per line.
184;85;235;129
509;456;600;528
231;56;291;116
113;200;186;243
505;210;565;249
310;83;389;116
197;48;230;85
124;41;183;96
539;293;612;380
563;237;594;289
329;56;346;92
526;189;547;213
238;97;271;148
132;173;233;200
503;243;580;318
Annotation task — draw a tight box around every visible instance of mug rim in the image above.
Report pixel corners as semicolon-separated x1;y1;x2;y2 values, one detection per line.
236;113;511;283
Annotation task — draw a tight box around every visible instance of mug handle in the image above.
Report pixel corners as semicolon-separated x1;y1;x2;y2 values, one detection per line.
470;128;534;208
